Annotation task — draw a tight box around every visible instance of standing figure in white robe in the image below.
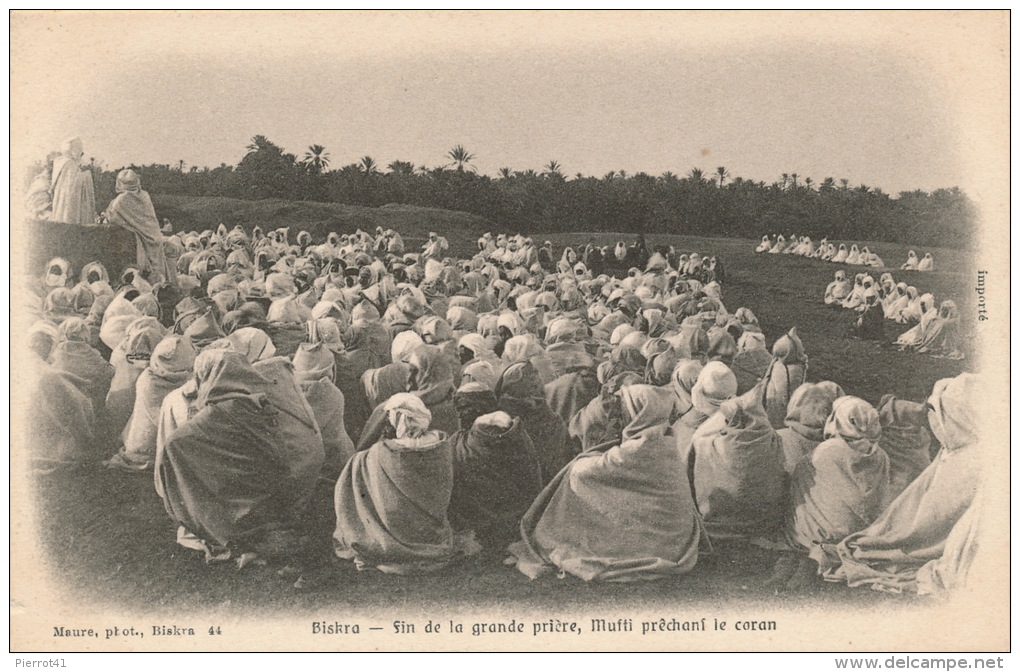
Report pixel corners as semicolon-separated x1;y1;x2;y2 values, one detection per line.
103;170;174;285
49;137;96;226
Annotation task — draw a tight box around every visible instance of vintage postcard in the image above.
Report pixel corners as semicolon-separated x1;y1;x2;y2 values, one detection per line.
9;10;1010;654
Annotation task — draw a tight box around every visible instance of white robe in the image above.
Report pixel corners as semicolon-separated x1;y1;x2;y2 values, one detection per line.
50;156;96;225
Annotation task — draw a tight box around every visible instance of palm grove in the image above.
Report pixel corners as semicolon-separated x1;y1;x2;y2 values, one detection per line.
74;136;975;249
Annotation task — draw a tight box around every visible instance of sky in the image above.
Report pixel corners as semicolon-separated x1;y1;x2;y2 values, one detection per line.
10;11;1009;198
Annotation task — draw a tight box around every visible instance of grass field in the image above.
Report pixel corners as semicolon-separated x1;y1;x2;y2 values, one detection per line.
25;204;978;625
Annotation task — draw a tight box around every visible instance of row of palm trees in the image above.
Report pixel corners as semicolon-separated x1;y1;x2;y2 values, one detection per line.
297;141;880;196
94;136;974;249
301;143;477;176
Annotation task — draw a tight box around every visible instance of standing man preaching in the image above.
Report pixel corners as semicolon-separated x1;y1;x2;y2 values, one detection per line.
49;137;97;225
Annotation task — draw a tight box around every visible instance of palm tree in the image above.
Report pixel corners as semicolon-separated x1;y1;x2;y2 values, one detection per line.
780;173;789;190
839;178;850;191
790;173;799;188
386;160;414;175
360;156;378;175
687;167;705;184
659;171;678;183
544;160;562;176
303;145;330;174
715;166;729;187
498;167;513;180
804;176;814;191
447;144;475;172
246;134;273;155
602;170;617;182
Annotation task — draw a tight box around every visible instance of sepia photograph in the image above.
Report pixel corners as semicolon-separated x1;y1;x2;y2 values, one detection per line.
9;10;1010;656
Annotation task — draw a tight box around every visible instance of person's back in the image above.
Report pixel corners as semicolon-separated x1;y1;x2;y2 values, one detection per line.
785;397;889;558
109;335;196;472
448;412;543;546
509;385;704;582
689;384;786;539
50;339;114;415
334;394;479;574
545;367;600;427
820;374;981;594
497;362;572;483
29;368;97;472
299;377;355;481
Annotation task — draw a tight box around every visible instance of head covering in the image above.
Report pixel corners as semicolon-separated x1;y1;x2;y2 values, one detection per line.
784;381;845;441
45;258;72;288
496;311;525;336
391;330;425;363
640;337;671;359
192;349;269;410
458;332;493;359
610;323;636;346
619;329;649;352
495;361;545;404
670;359;704;416
733;307;761;331
100;295;143;350
120;316;167;362
44;287;77;321
679;326;710;361
351;301;381;324
926;373;980;452
620;384;676;441
455;382;500;428
115;169;142;193
707;331;737;364
415;315;454;345
736;330;767;353
57;316;91;343
148;336;197;382
502;334;543;365
226;327;276;363
80;261;110;287
645;348;679;387
267;296;304;323
446;306;478;333
265;272;297;300
292;341;336;384
29;321;60;360
691;361;738;416
474;410;514;431
460;360;497;390
772;327;806;364
384;392;433;439
824;396;881;453
406;344;454;402
307;318;345;353
183;308;226;350
545;317;580;345
132;293;160;318
68;283;95;315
